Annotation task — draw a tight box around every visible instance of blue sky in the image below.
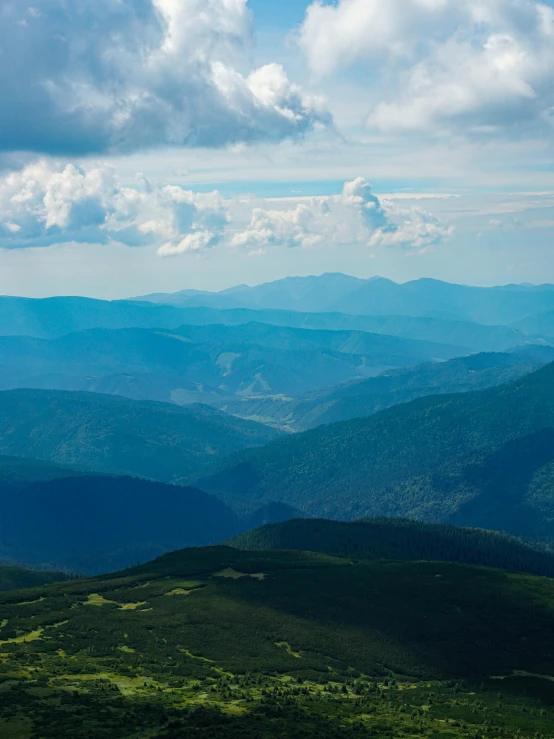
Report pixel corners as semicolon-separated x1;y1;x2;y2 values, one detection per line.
0;0;553;298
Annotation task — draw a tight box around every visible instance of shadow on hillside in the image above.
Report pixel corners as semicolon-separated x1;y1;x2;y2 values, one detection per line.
448;428;554;537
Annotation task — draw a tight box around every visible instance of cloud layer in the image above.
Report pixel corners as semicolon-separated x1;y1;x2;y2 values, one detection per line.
299;0;554;136
231;178;453;253
0;161;230;253
0;165;452;256
0;0;329;155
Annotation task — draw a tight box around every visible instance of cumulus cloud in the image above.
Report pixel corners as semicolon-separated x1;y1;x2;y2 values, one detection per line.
0;165;451;255
231;178;453;253
299;0;554;135
0;0;330;155
0;161;230;254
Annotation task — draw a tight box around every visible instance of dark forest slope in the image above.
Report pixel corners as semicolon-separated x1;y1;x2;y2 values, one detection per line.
192;363;554;536
229;518;554;577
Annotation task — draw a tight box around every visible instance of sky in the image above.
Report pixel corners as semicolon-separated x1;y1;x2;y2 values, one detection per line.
1;0;554;298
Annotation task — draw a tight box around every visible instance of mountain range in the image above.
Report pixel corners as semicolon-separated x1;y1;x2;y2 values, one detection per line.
137;273;554;324
0;322;468;404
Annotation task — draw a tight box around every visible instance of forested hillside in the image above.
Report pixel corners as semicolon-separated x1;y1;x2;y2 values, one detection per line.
2;546;554;737
0;321;467;404
0;565;72;592
0;389;280;481
0;463;245;572
229;518;554;577
191;362;554;537
221;349;551;429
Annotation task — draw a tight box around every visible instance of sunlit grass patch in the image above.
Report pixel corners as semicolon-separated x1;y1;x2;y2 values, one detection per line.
275;642;302;659
213;568;265;580
0;628;43;646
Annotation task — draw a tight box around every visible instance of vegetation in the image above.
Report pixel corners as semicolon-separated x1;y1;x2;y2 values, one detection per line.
191;362;554;538
0;389;280;482
222;350;550;430
2;546;554;737
0;566;71;592
0;470;244;574
229;517;554;577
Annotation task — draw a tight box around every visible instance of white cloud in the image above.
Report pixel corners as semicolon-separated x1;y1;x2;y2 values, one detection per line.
299;0;554;136
0;161;230;254
231;178;453;253
0;165;452;256
0;0;330;156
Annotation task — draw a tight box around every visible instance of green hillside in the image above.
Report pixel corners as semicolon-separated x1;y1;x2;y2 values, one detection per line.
2;546;554;738
0;389;280;482
191;363;554;537
0;566;71;592
228;518;554;577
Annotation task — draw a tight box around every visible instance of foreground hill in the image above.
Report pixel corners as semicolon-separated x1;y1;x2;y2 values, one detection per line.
229;518;554;577
1;546;554;738
192;363;554;537
222;349;552;429
0;389;280;481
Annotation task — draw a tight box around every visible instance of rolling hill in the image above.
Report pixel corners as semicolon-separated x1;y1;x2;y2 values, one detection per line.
0;389;281;481
0;322;467;404
2;293;550;355
0;565;72;592
220;349;553;430
154;305;544;353
228;517;554;577
191;362;554;537
0;472;243;574
0;296;193;339
0;456;304;574
1;546;554;738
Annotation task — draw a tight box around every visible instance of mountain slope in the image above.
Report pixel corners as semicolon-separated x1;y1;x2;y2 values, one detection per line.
2;546;554;683
2;547;554;737
0;565;72;592
222;349;552;430
229;518;554;577
191;363;554;536
0;322;467;404
169;306;544;353
0;473;244;574
0;296;194;339
0;389;281;481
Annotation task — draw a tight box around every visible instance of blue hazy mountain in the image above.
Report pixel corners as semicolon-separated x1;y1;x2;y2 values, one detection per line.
0;323;467;403
136;273;554;324
219;348;554;430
